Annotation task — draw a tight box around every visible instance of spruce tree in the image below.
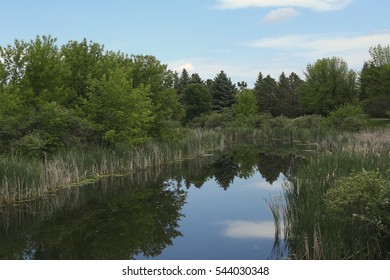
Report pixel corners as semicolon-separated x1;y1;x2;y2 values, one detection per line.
211;71;237;112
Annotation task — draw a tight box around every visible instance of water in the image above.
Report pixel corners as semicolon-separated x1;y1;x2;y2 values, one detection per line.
0;144;300;260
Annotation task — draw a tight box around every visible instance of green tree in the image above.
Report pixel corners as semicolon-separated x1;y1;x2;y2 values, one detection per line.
360;45;390;118
85;67;154;146
189;73;203;84
130;55;183;140
211;71;237;112
286;72;304;117
299;57;358;116
232;89;258;126
182;83;212;124
254;73;278;115
60;39;106;103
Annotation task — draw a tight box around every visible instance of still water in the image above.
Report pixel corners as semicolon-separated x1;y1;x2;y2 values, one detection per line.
0;144;301;260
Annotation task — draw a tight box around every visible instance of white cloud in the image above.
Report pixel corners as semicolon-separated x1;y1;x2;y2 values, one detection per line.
171;62;195;72
262;7;299;24
221;220;278;239
248;30;390;69
215;0;353;11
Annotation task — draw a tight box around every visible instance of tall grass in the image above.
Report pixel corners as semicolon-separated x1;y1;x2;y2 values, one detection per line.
283;128;390;259
0;129;224;205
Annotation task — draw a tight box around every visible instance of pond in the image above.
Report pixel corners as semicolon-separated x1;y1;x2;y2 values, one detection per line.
0;144;303;260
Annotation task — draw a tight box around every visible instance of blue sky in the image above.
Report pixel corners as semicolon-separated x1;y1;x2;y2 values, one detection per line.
1;0;390;85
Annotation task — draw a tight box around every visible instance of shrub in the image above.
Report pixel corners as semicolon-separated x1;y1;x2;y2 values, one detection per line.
292;115;324;129
325;169;390;235
325;104;367;131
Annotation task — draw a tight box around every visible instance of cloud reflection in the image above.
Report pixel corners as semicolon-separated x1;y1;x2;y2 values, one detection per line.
221;220;276;239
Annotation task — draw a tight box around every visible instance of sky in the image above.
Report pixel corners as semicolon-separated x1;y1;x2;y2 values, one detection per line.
1;0;390;86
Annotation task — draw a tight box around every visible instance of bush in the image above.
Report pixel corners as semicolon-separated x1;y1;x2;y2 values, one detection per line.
264;115;292;129
292;115;324;129
325;169;390;235
325;104;367;131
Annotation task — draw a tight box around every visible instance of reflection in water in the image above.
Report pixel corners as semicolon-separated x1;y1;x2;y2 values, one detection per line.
0;144;302;259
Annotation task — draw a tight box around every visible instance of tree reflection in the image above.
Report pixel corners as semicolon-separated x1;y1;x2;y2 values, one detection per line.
0;180;186;260
212;155;239;190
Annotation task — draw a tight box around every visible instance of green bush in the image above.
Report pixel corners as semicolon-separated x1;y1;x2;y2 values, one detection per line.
264;115;292;129
325;169;390;235
292;115;324;129
325;104;367;131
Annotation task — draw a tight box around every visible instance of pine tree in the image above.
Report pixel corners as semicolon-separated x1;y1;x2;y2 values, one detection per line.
254;72;278;115
176;68;190;95
211;71;237;112
189;73;203;84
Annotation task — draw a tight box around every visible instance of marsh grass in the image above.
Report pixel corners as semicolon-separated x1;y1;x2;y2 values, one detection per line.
284;128;390;259
0;129;225;205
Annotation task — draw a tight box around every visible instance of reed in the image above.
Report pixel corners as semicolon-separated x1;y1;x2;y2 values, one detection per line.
0;129;226;205
284;128;390;259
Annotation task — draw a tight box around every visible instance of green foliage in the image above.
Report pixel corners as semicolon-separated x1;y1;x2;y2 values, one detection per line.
211;71;237;112
85;67;154;146
299;57;358;116
254;73;278;115
325;104;367;131
360;56;390;118
325;170;390;236
292;115;324;129
232;89;258;126
182;83;212;124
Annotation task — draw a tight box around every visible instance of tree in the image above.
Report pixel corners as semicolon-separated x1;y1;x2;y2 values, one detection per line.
182;83;212;123
60;39;105;102
360;45;390;117
286;72;304;117
254;73;278;115
299;57;358;116
368;44;390;67
232;89;258;125
85;67;154;146
211;71;237;112
129;55;183;140
189;73;203;84
175;68;190;95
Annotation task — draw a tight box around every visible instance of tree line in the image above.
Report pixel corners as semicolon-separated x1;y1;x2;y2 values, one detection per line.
0;36;389;156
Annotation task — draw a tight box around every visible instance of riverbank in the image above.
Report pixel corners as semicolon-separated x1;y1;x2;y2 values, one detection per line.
1;129;226;205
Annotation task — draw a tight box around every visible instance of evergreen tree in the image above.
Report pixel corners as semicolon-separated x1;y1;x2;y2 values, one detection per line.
188;73;203;84
211;71;237;112
287;72;304;117
176;68;190;95
254;72;278;115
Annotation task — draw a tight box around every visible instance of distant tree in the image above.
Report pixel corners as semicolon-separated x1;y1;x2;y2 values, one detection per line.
368;44;390;67
189;73;203;84
176;68;190;95
182;83;212;124
283;72;304;117
254;73;278;115
299;57;358;116
232;89;258;125
211;71;237;112
237;81;248;91
360;45;390;117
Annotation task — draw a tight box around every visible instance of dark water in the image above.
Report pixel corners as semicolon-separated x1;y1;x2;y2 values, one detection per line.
0;144;302;260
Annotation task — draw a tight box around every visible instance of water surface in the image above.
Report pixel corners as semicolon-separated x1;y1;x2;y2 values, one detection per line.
0;144;300;259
